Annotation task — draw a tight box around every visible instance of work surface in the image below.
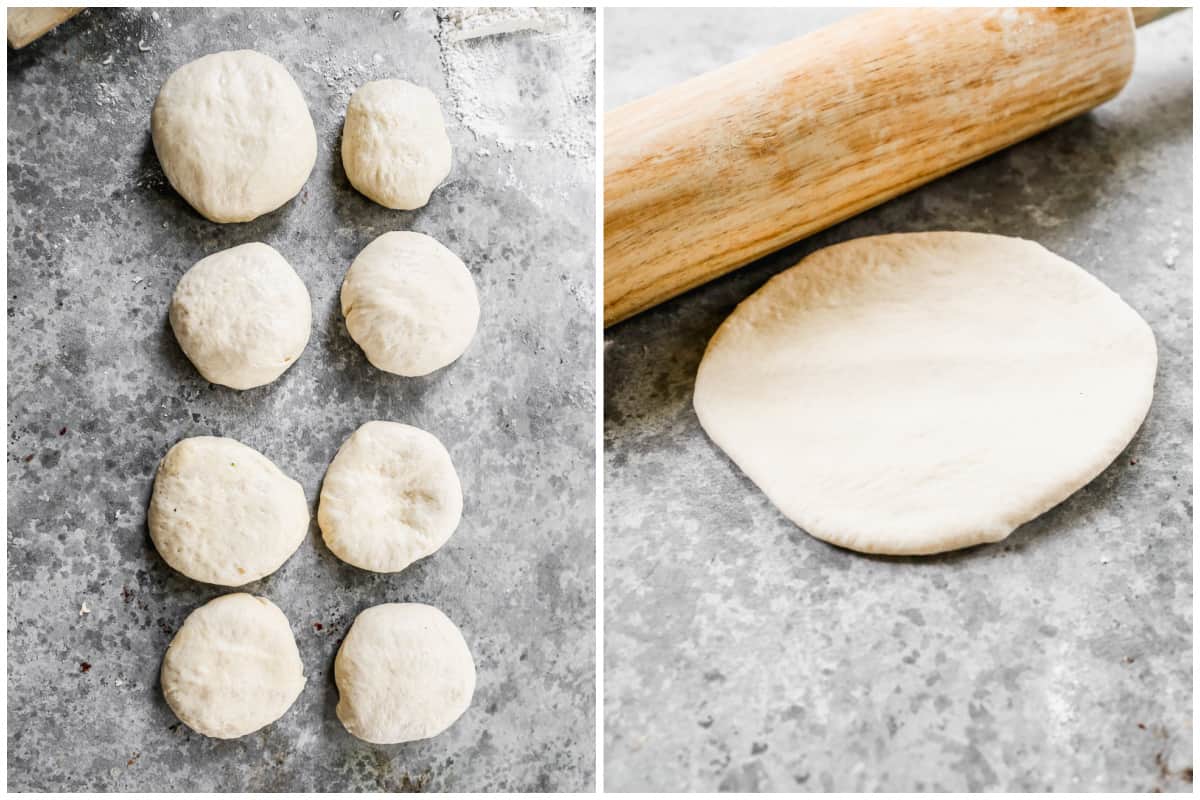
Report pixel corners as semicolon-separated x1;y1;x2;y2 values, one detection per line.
8;7;595;792
604;8;1192;793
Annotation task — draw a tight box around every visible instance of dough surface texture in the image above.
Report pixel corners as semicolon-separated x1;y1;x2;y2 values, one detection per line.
170;242;312;390
161;593;305;739
335;603;476;743
341;231;479;376
693;232;1157;556
151;49;317;223
318;421;463;572
341;79;452;209
149;436;309;585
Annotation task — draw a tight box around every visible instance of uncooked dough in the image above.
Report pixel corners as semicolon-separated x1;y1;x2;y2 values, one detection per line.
170;242;312;390
341;231;479;376
149;436;309;586
161;593;305;739
341;79;452;210
694;232;1156;556
151;50;317;223
334;603;476;743
318;421;463;572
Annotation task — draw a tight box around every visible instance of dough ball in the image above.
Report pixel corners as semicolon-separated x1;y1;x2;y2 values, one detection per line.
170;243;312;390
340;231;479;376
318;421;463;573
161;593;305;739
341;79;452;210
335;603;476;743
149;436;309;586
694;232;1156;556
152;50;317;222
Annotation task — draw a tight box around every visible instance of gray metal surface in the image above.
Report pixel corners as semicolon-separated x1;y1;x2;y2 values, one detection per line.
604;8;1192;793
8;7;595;792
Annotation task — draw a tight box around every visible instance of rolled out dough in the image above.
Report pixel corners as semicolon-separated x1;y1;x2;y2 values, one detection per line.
693;232;1157;555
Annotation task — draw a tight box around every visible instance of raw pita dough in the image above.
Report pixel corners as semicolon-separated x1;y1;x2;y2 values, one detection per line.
694;232;1156;555
341;79;452;210
151;50;317;223
170;242;312;390
335;603;476;743
149;436;309;586
161;593;305;739
318;421;463;572
341;231;479;377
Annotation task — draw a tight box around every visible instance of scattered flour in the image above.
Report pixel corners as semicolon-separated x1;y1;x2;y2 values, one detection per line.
439;7;566;41
435;7;593;159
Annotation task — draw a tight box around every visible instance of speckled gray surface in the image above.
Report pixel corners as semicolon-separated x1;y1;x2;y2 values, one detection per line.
8;7;594;792
604;8;1192;793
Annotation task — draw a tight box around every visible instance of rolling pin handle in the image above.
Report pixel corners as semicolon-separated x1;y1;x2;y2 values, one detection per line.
1131;7;1183;27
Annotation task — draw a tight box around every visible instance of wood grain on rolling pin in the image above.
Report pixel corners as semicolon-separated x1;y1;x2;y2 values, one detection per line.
7;7;84;49
604;7;1137;325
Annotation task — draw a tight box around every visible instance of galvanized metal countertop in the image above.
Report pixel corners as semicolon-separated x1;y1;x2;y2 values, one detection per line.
8;7;595;792
604;8;1192;793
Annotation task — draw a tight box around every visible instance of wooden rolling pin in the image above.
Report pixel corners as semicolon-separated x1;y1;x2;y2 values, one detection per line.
605;7;1179;326
7;7;83;49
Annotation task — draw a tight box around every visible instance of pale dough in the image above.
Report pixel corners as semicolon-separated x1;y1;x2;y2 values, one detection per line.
318;421;463;573
149;437;309;586
161;593;305;739
694;232;1156;556
170;242;312;390
335;603;476;743
151;50;317;223
341;79;452;210
341;231;479;377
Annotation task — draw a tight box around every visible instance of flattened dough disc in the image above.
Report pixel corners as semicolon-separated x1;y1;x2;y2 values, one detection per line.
161;593;305;739
693;232;1156;555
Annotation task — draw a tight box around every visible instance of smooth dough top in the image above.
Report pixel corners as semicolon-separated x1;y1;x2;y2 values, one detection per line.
149;436;309;586
341;79;452;210
340;231;480;377
170;242;312;390
161;593;306;739
694;232;1157;556
318;421;463;572
335;603;476;744
151;49;317;223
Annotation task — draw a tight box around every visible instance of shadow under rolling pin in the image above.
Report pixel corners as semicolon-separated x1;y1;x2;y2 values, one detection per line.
603;6;1184;326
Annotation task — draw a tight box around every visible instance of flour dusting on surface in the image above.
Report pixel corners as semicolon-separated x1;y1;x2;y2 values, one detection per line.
439;7;567;41
435;7;594;159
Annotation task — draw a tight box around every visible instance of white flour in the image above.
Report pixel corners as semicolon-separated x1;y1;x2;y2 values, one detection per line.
435;7;594;160
439;7;566;42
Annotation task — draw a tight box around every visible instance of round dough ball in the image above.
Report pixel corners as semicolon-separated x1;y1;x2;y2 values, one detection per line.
318;421;463;573
170;242;312;390
161;593;306;739
341;79;452;210
340;231;479;376
149;436;309;586
152;50;317;223
335;603;476;743
694;232;1156;556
